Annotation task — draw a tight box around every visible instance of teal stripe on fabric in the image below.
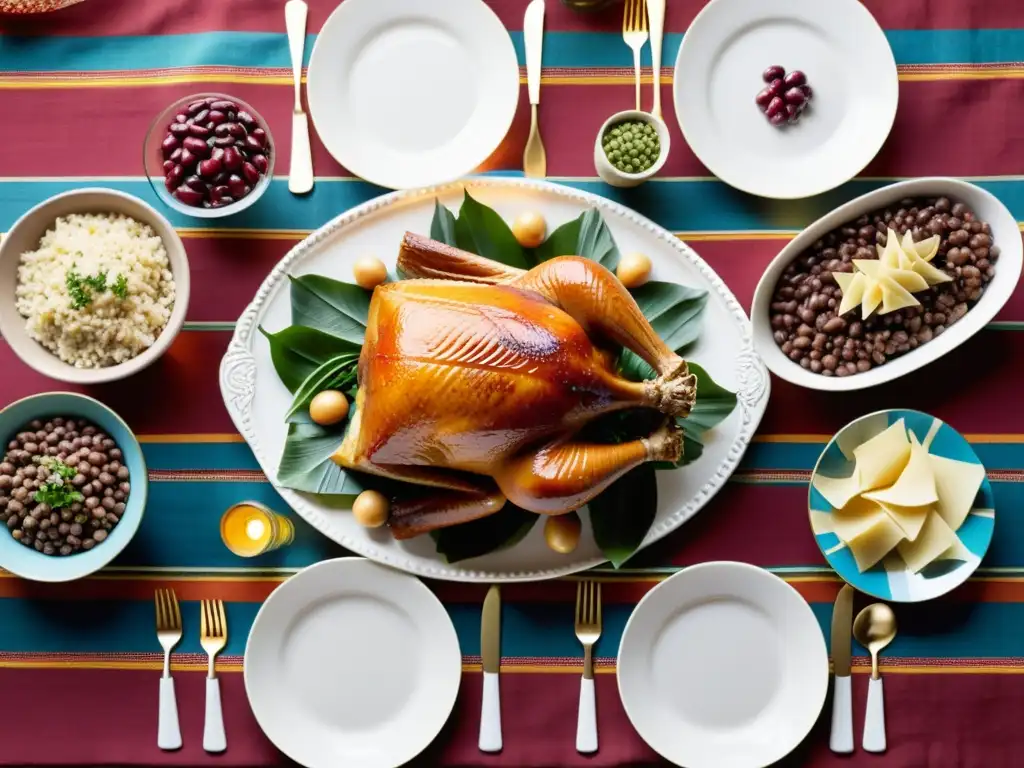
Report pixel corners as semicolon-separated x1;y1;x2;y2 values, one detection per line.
115;481;347;569
740;443;1024;471
2;30;1024;73
141;442;260;471
97;478;1024;570
3;177;1024;234
3;599;1024;661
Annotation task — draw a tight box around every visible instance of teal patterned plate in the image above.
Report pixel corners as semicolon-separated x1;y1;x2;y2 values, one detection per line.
809;409;994;602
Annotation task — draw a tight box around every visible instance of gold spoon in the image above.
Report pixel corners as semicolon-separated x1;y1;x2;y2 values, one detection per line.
523;0;547;178
853;603;897;753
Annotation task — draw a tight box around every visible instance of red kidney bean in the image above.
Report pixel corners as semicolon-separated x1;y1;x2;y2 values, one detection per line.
182;136;210;156
210;100;238;111
187;98;212;114
184;175;207;192
227;174;246;198
169;122;189;137
180;148;197;168
783;87;805;105
164;164;184;191
783;70;806;88
755;88;774;108
211;146;225;161
174;113;189;123
174;186;204;206
763;65;785;82
800;84;813;99
188;123;211;138
227;123;247;138
208;110;228;125
210;185;230;202
767;78;784;96
169;147;183;163
236;110;256;126
769;112;786;126
161;135;179;158
213;135;236;147
212;196;235;209
162;160;175;173
214;123;233;137
212;171;231;185
192;108;210;125
199;157;223;177
765;97;785;118
244;135;263;152
241;162;260;185
222;146;243;171
250;127;267;146
786;104;800;122
250;154;268;174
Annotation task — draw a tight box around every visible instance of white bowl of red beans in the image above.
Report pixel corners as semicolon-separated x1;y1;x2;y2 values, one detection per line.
751;178;1023;391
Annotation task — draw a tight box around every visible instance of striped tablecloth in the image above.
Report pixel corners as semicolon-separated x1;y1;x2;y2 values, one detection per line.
1;1;1023;766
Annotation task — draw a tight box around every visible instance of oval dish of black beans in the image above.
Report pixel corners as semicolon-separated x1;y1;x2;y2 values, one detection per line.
768;196;998;377
0;417;130;556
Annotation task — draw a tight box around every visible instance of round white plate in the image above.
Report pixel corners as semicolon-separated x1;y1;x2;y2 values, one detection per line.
306;0;520;190
220;177;769;582
244;558;461;768
618;562;828;768
673;0;898;199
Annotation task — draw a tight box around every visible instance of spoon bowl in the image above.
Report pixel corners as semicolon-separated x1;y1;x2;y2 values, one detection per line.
853;602;897;678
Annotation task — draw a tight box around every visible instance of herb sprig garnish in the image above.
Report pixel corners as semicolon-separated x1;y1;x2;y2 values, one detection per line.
32;458;83;509
66;264;129;309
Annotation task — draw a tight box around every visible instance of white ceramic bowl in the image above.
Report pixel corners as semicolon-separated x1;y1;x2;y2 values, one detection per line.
751;178;1022;391
0;188;190;385
594;110;671;188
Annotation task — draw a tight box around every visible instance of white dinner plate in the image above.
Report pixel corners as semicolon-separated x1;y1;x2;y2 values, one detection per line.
306;0;520;190
244;558;461;768
618;562;828;768
673;0;898;199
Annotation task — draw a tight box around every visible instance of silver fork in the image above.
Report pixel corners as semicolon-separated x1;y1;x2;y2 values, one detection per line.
201;599;228;753
574;579;602;753
155;588;183;750
623;0;649;111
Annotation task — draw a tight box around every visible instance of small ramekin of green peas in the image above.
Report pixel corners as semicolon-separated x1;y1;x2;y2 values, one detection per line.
594;109;671;188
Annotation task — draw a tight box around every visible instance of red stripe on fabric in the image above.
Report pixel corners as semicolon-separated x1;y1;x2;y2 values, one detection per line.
760;329;1024;436
5;78;1024;179
0;667;1016;767
0;331;237;434
3;0;1021;37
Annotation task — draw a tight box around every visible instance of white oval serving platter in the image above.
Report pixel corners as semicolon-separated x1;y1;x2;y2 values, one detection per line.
751;178;1022;392
220;178;769;582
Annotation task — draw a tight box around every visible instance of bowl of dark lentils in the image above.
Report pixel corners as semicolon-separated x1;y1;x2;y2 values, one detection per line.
0;392;147;582
143;92;274;219
752;178;1023;391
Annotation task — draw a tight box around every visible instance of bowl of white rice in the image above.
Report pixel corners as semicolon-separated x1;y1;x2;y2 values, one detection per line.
0;188;190;384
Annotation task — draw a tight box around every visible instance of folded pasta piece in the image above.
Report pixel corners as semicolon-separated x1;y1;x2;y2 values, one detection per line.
863;439;938;508
852;419;912;492
896;511;957;573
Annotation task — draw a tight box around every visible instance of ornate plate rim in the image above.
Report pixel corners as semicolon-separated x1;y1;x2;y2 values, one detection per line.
219;177;771;582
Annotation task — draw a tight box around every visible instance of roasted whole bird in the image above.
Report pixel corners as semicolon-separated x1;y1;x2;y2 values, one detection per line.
332;233;699;539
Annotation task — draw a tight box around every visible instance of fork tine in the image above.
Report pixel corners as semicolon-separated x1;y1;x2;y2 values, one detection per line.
200;599;208;637
589;580;596;624
622;0;629;33
170;589;181;630
640;0;647;32
216;600;227;639
596;582;602;627
575;580;584;624
154;589;163;629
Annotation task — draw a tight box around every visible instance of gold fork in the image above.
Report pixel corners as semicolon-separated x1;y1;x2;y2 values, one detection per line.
574;579;602;753
200;599;228;753
623;0;649;111
155;589;183;750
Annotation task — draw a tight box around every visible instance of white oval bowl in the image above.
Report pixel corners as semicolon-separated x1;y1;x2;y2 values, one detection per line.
0;188;190;385
751;178;1022;391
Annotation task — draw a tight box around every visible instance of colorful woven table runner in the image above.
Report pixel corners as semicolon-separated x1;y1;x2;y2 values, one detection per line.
1;0;1023;765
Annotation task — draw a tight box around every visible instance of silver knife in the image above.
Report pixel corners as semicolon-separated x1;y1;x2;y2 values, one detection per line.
522;0;547;178
479;585;502;752
285;0;314;194
647;0;666;120
830;584;854;753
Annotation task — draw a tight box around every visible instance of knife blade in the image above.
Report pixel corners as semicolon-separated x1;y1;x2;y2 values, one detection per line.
829;584;854;753
524;0;544;106
646;0;665;119
479;585;502;752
